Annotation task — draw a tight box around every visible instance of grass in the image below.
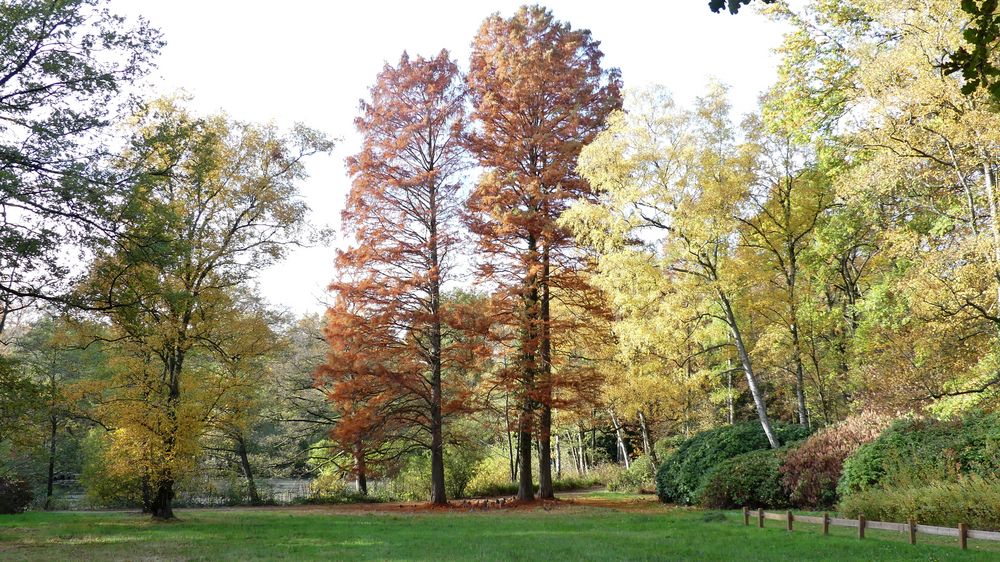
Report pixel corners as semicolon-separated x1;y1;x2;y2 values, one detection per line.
1;493;998;561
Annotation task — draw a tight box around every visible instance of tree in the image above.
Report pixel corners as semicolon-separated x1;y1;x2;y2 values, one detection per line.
562;85;783;449
79;99;332;519
0;0;161;335
465;5;621;501
319;51;474;505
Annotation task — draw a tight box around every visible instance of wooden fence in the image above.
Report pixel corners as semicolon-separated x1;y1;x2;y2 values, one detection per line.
742;507;1000;551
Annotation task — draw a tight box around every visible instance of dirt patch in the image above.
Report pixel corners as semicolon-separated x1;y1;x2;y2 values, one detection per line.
221;494;666;516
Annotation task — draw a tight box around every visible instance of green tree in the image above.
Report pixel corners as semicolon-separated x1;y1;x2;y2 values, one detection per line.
0;0;161;334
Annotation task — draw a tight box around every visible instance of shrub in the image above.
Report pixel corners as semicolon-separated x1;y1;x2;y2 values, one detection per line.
838;411;1000;497
656;421;811;505
780;411;892;508
839;476;1000;531
607;455;655;493
0;475;32;514
699;449;789;509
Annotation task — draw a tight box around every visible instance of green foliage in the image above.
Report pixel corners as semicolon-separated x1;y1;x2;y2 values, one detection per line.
388;446;486;501
607;455;655;493
840;476;1000;531
699;449;789;509
0;475;33;514
656;421;810;505
78;431;143;509
780;412;892;508
838;412;1000;497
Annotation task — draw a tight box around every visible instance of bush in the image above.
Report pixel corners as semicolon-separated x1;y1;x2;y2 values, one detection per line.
780;412;892;508
838;411;1000;497
840;476;1000;531
656;421;811;505
0;475;32;514
699;449;788;509
607;455;655;493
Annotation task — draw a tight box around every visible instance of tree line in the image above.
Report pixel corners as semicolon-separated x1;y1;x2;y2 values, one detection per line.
4;0;1000;521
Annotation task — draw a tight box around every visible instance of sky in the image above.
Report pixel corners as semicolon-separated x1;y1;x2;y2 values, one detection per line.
111;0;792;317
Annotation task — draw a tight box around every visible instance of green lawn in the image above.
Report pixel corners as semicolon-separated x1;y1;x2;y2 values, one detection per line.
1;495;997;561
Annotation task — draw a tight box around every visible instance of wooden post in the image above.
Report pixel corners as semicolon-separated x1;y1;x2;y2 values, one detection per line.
823;513;830;536
959;523;968;550
758;508;764;528
743;507;749;526
908;519;916;545
858;515;866;540
786;510;793;531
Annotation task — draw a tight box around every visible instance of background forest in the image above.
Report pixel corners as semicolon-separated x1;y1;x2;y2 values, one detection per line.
3;0;1000;530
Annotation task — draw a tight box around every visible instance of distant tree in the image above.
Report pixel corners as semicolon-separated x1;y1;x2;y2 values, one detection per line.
79;99;332;519
466;5;621;500
0;0;161;335
318;51;476;504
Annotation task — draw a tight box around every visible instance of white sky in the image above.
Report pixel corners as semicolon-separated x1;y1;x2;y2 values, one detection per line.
111;0;791;317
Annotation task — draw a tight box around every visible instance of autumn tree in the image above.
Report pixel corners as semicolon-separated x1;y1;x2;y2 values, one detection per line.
0;0;161;334
79;99;332;519
465;5;621;500
319;51;474;505
563;85;784;449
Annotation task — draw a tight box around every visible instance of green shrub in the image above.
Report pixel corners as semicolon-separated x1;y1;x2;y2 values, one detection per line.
0;475;32;514
840;476;1000;531
780;412;892;508
656;422;810;505
699;449;789;509
838;412;1000;497
607;455;655;493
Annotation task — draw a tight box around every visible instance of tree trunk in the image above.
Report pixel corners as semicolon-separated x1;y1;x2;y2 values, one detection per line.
791;321;810;428
718;290;780;449
537;245;554;500
44;415;56;510
354;440;368;496
516;415;534;501
609;408;630;469
555;434;562;479
150;479;175;520
638;411;657;465
236;436;260;505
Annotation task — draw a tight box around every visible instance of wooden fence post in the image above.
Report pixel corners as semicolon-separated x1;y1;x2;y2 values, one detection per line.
823;513;830;536
743;507;749;526
908;519;916;545
786;510;793;531
858;515;866;539
758;508;764;528
960;523;968;550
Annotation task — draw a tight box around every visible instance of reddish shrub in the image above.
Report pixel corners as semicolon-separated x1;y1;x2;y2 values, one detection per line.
780;412;892;508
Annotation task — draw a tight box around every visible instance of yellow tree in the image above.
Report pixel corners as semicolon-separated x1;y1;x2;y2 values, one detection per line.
78;99;332;519
562;85;784;448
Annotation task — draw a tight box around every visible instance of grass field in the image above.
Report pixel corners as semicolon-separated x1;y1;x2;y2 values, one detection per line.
1;493;997;561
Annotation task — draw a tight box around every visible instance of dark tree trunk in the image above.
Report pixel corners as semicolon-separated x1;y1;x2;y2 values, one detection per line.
236;436;260;505
537;245;554;500
44;415;56;510
516;406;534;501
150;479;175;520
354;440;368;496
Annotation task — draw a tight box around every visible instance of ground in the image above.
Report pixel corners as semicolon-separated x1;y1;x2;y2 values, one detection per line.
1;493;997;561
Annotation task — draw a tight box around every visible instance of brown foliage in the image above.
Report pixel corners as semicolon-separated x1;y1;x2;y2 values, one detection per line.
464;5;622;498
779;411;893;508
317;51;483;500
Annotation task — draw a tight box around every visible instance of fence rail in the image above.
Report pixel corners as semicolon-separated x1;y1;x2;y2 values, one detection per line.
742;507;999;551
